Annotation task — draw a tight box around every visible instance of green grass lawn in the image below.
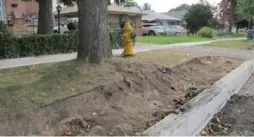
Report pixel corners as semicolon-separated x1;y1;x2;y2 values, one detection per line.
136;36;211;44
203;40;254;49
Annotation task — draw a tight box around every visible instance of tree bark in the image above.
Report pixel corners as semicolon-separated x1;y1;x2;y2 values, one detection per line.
38;0;54;34
228;24;232;32
236;24;239;33
77;0;112;63
248;19;252;29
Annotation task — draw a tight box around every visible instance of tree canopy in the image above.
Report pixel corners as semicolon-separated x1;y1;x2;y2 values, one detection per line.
121;0;139;7
58;0;125;5
142;3;152;10
237;0;254;18
169;4;190;12
184;4;213;34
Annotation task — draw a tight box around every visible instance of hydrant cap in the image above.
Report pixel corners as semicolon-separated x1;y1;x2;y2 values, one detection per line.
123;21;134;31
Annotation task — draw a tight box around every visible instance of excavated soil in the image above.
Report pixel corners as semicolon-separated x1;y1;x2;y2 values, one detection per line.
0;56;243;136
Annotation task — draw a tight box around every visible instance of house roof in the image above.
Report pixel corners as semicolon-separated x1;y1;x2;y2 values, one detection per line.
55;4;146;16
142;10;181;21
162;10;187;20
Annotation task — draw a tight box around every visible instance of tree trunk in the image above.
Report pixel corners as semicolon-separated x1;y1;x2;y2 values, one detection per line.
248;19;252;29
228;23;233;32
77;0;112;63
236;24;239;33
38;0;54;34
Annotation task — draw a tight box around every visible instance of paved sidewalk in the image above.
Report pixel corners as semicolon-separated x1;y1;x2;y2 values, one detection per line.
0;38;244;70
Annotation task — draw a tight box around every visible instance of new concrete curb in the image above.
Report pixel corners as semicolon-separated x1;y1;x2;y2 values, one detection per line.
143;59;254;136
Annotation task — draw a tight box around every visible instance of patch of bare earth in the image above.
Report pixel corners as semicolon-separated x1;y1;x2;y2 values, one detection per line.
0;52;243;136
200;95;254;136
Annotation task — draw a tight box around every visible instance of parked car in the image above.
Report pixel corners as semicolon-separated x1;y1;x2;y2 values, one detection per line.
54;18;78;34
165;25;186;35
142;23;165;36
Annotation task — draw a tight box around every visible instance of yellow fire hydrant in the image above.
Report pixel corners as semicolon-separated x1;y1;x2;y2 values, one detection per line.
121;21;135;57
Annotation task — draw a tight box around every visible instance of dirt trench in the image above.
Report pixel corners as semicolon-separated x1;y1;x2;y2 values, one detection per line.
0;56;242;136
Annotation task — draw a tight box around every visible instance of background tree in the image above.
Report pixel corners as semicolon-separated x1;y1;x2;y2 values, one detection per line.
142;3;151;11
184;4;213;34
199;0;210;5
220;0;238;32
169;4;190;12
38;0;54;34
59;0;124;63
237;0;254;28
209;18;225;29
122;0;139;7
23;0;54;34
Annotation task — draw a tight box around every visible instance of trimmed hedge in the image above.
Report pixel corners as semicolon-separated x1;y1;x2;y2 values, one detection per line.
0;34;77;59
109;30;123;49
67;22;78;31
0;31;122;59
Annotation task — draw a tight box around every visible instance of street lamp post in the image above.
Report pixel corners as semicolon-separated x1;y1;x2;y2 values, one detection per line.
56;5;62;33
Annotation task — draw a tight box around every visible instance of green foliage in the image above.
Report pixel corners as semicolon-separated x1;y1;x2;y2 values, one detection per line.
184;4;213;34
0;34;77;59
109;30;123;49
122;0;139;7
0;21;6;32
59;0;125;6
0;21;14;37
67;22;78;31
0;30;122;59
169;4;190;12
198;27;213;38
215;31;245;37
237;0;254;17
142;3;151;10
209;18;225;29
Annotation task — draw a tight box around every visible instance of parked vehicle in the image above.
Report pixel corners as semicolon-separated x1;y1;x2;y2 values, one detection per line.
142;23;165;36
165;25;186;35
54;18;78;34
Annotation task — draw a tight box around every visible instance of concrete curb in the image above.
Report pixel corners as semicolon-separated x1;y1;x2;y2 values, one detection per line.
143;59;254;136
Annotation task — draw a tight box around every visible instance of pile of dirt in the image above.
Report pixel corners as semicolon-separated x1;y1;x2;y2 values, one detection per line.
0;56;243;136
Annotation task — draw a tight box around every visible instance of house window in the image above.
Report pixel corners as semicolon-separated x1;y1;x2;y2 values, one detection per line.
11;3;18;8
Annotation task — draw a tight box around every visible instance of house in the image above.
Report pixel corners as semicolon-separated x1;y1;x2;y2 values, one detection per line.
142;11;182;27
54;4;145;36
3;0;38;32
162;10;187;21
0;0;61;33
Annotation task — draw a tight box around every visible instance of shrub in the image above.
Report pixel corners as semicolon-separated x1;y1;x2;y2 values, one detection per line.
0;21;6;32
109;29;123;49
198;26;213;38
0;21;13;36
67;22;78;31
0;30;123;59
0;33;78;59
